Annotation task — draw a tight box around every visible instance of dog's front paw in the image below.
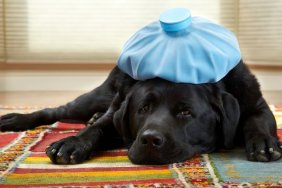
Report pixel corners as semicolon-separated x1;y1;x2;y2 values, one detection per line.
246;135;282;162
46;136;93;164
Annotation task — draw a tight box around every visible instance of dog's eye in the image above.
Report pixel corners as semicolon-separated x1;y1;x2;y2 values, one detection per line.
180;111;191;116
138;105;150;114
177;110;191;118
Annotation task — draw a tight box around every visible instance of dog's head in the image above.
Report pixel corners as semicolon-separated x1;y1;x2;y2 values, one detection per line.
114;79;240;164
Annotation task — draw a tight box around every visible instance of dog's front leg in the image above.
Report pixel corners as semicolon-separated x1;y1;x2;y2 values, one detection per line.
45;123;116;164
0;88;114;131
46;93;124;164
243;98;282;162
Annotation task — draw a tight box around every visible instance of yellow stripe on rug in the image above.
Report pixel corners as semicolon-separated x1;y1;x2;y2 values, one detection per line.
23;155;130;164
8;169;172;178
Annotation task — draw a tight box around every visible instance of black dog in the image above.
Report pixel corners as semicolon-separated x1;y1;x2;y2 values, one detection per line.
0;61;281;164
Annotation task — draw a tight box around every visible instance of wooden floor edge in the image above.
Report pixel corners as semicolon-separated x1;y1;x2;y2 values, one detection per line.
0;62;282;72
248;64;282;72
0;63;116;71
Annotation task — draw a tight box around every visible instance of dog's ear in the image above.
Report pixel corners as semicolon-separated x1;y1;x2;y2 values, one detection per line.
113;94;132;145
212;91;240;149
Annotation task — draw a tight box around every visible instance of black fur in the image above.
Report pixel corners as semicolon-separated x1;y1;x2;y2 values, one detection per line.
0;61;281;164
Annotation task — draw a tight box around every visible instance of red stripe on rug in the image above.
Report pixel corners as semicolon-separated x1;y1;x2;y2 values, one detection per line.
54;122;85;131
0;179;178;187
0;133;20;148
30;132;78;152
14;166;170;173
278;129;282;141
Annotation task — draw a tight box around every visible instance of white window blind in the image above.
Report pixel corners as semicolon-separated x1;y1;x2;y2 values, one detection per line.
239;0;282;65
0;0;4;62
0;0;237;64
3;1;282;66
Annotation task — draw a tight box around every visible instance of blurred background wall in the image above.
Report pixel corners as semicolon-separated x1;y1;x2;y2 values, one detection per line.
0;0;281;91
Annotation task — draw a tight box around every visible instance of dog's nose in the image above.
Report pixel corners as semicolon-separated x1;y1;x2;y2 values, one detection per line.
140;130;164;148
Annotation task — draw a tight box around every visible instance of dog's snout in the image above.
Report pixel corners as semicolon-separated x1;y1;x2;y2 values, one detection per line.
140;130;164;148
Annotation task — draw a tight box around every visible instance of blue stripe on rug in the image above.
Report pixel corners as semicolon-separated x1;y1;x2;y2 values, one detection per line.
209;148;282;182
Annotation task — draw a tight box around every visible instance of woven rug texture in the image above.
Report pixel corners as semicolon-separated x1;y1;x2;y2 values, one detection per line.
0;105;282;188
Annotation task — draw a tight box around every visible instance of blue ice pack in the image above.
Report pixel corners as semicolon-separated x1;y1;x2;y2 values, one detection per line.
117;8;241;84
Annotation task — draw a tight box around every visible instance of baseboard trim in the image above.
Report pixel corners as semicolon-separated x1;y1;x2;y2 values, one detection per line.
0;71;281;91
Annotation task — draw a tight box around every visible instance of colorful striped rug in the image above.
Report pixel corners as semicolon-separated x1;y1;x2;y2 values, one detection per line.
0;105;282;187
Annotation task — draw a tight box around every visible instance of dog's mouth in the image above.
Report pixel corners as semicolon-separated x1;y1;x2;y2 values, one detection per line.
127;140;194;165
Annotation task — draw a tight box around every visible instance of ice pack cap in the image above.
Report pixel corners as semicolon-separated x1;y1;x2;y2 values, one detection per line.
117;8;241;84
159;8;192;32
